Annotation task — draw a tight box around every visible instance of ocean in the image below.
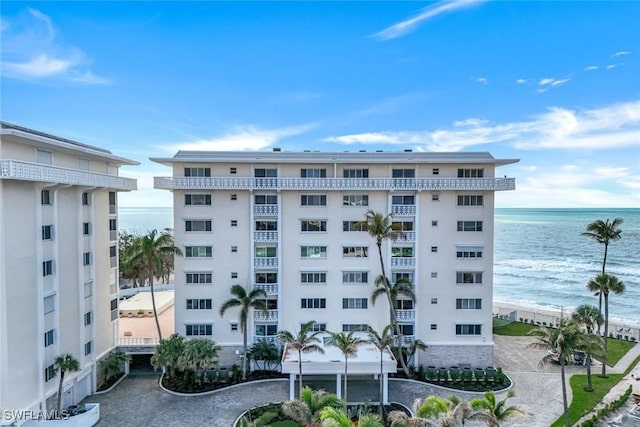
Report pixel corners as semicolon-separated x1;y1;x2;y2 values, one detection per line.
118;207;640;326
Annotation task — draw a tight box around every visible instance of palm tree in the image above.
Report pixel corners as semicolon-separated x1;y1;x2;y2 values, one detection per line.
371;275;416;325
129;229;182;340
405;338;427;367
582;218;623;333
415;395;497;427
99;350;131;384
151;333;185;379
53;353;80;414
367;324;396;418
300;386;343;417
528;320;591;426
278;320;325;398
220;284;268;380
470;390;526;424
361;210;410;376
327;331;367;411
571;304;603;390
177;338;220;385
319;407;384;427
247;340;280;371
587;273;625;376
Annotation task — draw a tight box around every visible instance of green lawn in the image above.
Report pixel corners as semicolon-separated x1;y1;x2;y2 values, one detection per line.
492;318;537;336
605;339;636;366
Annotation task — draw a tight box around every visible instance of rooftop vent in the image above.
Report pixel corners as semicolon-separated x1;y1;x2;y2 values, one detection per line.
376;150;383;152
273;147;281;152
359;150;366;153
404;149;412;152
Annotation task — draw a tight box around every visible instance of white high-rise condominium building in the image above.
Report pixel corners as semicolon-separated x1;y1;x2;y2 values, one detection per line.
152;150;517;367
0;122;137;424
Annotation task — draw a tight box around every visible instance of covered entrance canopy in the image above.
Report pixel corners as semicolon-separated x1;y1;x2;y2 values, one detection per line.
280;333;397;403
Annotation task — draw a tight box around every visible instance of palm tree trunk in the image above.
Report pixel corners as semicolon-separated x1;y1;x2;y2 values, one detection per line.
586;353;593;391
597;244;608;337
561;364;569;426
602;294;609;377
602;244;608;275
379;349;384;418
242;324;248;380
298;351;303;399
344;358;348;411
597;294;603;336
149;269;163;341
57;371;65;414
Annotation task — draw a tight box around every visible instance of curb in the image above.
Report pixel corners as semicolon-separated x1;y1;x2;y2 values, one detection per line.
157;373;288;397
93;373;128;395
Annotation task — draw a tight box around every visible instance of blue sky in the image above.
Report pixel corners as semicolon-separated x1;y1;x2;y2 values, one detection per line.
2;1;639;208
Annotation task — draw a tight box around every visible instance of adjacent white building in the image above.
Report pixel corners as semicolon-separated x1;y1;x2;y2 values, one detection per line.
0;122;137;425
152;150;517;369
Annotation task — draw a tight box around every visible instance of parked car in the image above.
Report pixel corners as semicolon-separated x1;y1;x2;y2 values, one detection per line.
547;350;590;366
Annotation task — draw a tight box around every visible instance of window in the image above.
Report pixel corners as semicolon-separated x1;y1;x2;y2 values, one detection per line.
457;221;483;232
109;219;117;232
231;194;238;201
392;221;414;231
44;295;55;313
45;364;56;382
111;298;117;311
231;246;238;253
42;225;53;240
301;168;326;178
301;220;326;232
342;194;369;206
43;260;54;276
83;222;91;235
230;167;237;174
399;324;414;336
392;272;413;283
392;169;415;178
432;168;440;175
186;273;212;284
256;247;277;257
231;272;238;279
37;149;52;165
456;272;483;284
431;298;438;304
256;272;277;283
231;220;238;227
431;220;438;227
343;221;366;231
82;192;90;206
456;324;482;335
185;194;212;205
343;298;368;309
456;298;482;309
456;247;483;258
185;246;212;258
310;322;327;332
109;192;116;210
85;341;93;356
300;246;327;258
84;311;92;326
301;298;326;309
391;247;413;257
110;298;118;321
44;329;54;347
256;221;277;230
110;246;117;258
342;271;368;284
343;324;368;332
255;168;277;177
186;324;213;336
185;220;212;232
457;195;484;206
255;194;277;204
458;168;484;178
431;324;438;330
342;246;368;258
231;323;238;331
185;167;211;177
395;299;414;309
255;324;278;336
343;168;368;178
392;195;415;205
84;282;92;298
431;272;438;278
83;252;92;266
432;194;439;201
41;189;51;205
78;158;90;171
301;195;327;206
301;272;326;284
431;246;438;253
186;299;213;310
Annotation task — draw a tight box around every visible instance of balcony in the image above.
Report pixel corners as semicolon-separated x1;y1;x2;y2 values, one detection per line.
390;257;415;269
154;176;516;192
110;256;117;268
110;230;118;241
399;335;415;346
1;160;137;191
254;205;279;217
254;231;278;242
254;283;278;296
391;205;416;216
254;257;278;269
254;309;279;322
254;335;279;344
393;231;415;243
396;309;415;322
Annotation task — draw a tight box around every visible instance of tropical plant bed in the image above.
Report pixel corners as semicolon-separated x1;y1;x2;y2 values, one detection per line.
391;371;511;392
97;372;124;392
162;370;287;393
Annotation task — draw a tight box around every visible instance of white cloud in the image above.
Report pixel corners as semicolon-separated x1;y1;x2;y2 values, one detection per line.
326;100;640;152
611;51;630;57
165;122;317;152
473;77;488;85
0;8;109;84
371;0;486;41
584;65;598;71
606;63;625;70
516;79;528;84
538;77;571;88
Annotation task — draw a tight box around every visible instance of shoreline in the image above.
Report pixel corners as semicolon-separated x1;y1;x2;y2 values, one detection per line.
493;301;640;341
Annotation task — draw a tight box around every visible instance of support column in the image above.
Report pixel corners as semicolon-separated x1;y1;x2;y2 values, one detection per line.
289;373;295;400
336;373;342;399
383;373;389;404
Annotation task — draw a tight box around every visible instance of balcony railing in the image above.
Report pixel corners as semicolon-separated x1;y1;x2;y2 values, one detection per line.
254;205;279;217
110;257;117;268
398;335;415;346
254;231;278;242
254;309;278;322
254;257;278;269
254;283;278;296
396;309;415;321
115;337;160;346
109;230;118;241
391;205;416;216
109;204;117;214
154;176;515;192
254;335;279;344
1;160;137;191
390;257;415;268
393;231;415;242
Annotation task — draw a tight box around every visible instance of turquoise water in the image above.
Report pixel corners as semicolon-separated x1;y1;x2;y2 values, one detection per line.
119;207;639;325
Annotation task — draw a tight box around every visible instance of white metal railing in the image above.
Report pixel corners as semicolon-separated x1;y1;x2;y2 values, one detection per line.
396;309;415;321
154;176;515;192
254;309;278;322
110;257;117;268
399;335;415;346
394;231;415;242
254;205;279;216
390;257;415;268
254;335;279;344
0;160;137;190
109;230;118;241
254;231;278;242
254;283;278;295
119;283;174;298
391;205;416;216
115;337;160;346
254;257;278;269
109;205;117;214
